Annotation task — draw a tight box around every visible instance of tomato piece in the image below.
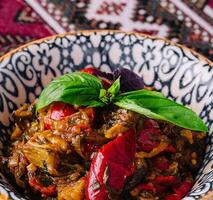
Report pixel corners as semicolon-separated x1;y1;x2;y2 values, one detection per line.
86;129;136;200
28;176;56;197
138;128;161;152
50;102;75;120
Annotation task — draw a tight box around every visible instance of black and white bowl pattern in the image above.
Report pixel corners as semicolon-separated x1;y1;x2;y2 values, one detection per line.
0;31;213;200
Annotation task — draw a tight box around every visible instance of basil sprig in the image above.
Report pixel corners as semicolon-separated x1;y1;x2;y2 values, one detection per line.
114;90;208;132
99;77;120;104
36;72;105;110
36;72;208;132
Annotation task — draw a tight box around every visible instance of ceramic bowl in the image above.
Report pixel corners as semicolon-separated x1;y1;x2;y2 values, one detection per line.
0;30;213;200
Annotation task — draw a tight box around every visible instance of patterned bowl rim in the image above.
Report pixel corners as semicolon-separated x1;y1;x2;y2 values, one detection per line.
0;30;212;66
0;30;213;199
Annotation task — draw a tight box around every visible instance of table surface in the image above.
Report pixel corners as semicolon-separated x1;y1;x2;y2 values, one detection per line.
0;0;212;61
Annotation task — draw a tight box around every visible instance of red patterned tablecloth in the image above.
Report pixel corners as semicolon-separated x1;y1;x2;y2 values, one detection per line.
0;0;212;61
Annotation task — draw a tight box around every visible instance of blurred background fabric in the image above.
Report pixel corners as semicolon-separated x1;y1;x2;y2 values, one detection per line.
0;0;212;60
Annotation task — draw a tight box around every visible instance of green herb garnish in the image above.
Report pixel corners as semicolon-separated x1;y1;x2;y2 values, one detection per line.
36;72;208;132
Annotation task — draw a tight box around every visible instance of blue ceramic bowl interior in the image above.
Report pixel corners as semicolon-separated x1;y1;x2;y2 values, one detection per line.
0;31;213;199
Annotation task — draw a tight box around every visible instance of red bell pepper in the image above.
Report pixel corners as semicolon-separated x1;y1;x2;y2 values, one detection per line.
135;183;167;194
153;176;179;185
86;129;136;200
173;181;193;198
138;127;176;154
165;194;181;200
28;175;56;197
139;183;155;192
165;181;193;200
155;184;167;193
82;141;100;158
138;128;161;152
153;156;169;171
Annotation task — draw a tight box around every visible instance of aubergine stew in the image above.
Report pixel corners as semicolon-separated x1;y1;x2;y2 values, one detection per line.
1;68;207;200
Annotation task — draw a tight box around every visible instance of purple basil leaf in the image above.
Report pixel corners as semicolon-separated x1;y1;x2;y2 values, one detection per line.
96;70;114;81
113;68;144;92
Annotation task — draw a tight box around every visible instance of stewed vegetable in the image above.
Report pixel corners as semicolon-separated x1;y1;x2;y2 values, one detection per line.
2;68;207;200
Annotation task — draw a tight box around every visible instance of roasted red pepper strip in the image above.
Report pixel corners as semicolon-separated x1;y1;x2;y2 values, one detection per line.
138;128;161;152
139;183;155;192
28;175;56;197
155;184;167;193
165;181;193;199
153;176;179;185
138;128;176;154
153;156;169;171
165;194;181;200
86;129;136;200
82;142;100;158
136;183;167;193
173;181;193;198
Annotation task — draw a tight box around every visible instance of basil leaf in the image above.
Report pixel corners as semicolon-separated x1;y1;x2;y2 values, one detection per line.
108;77;120;98
99;77;120;104
117;89;165;98
36;72;105;111
113;68;144;92
99;89;108;104
114;90;208;132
